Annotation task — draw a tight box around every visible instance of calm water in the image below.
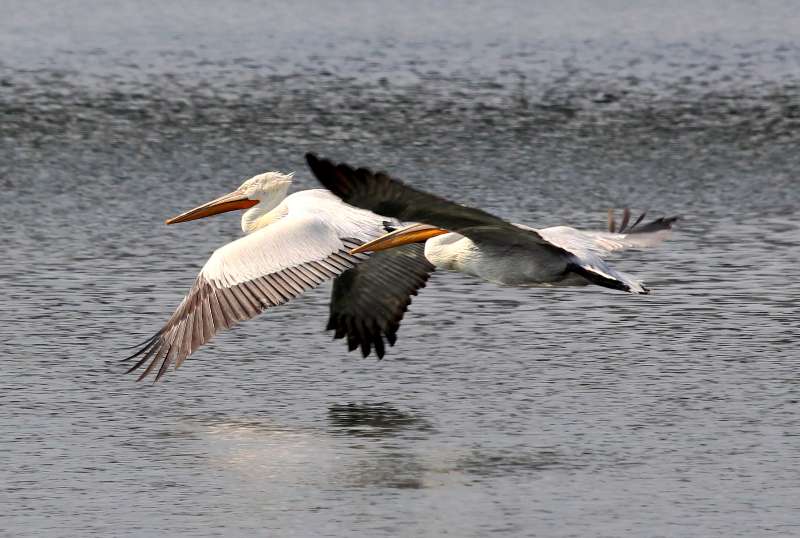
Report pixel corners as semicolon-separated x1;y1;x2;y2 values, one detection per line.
2;2;799;536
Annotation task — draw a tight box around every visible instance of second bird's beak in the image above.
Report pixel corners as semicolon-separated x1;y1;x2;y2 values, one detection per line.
165;190;259;225
350;223;448;254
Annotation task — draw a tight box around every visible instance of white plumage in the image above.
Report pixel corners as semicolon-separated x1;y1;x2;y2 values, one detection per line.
202;191;379;287
126;174;434;382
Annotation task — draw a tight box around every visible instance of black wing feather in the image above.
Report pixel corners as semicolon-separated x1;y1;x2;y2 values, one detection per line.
327;243;435;359
608;209;679;234
306;153;562;251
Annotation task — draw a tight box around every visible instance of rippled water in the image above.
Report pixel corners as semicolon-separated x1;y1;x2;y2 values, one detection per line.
2;2;799;536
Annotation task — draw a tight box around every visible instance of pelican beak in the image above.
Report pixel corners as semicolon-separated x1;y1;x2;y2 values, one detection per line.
350;223;448;254
165;190;259;224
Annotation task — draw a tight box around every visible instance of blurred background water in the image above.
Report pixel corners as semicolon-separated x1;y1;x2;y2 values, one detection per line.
1;1;799;536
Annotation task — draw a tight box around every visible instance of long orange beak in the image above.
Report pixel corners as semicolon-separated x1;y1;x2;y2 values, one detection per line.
165;190;259;225
350;223;449;254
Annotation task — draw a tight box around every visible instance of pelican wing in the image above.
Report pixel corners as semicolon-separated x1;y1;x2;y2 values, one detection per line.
537;211;679;259
125;214;368;382
585;210;679;252
327;243;435;359
306;153;561;251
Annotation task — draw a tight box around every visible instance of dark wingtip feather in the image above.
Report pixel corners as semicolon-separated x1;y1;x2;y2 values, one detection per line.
608;209;679;235
385;331;397;346
619;208;631;233
125;351;153;375
122;333;159;361
628;211;646;232
372;332;385;360
121;332;161;352
325;316;336;332
136;350;162;382
360;340;372;358
629;214;680;234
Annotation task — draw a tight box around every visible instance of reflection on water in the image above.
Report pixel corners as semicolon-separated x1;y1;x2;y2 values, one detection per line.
327;402;433;438
3;1;800;537
342;452;428;490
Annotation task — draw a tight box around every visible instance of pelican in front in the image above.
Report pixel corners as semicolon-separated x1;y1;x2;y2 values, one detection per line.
307;154;678;294
125;171;434;381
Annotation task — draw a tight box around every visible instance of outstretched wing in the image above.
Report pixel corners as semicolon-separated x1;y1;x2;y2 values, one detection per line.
305;153;563;252
125;214;368;382
596;208;680;250
538;209;679;258
327;243;435;359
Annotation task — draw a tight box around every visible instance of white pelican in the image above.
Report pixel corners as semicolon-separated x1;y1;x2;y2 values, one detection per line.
125;172;435;381
306;154;678;294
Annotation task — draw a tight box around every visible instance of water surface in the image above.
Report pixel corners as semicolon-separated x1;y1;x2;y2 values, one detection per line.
2;2;799;536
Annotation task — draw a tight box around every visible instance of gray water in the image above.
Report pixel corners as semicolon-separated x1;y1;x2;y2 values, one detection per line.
2;1;800;536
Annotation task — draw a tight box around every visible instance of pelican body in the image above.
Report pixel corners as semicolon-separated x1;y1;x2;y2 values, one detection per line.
126;171;434;381
423;229;583;287
306;154;678;295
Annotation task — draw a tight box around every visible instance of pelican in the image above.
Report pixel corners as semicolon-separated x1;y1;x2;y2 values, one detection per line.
125;171;435;381
306;154;678;294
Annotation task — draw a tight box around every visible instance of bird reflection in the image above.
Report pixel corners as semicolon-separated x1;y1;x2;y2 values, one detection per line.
342;452;428;489
327;402;432;439
324;403;433;488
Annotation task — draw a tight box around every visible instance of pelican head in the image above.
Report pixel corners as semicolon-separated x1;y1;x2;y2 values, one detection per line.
166;171;294;232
